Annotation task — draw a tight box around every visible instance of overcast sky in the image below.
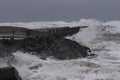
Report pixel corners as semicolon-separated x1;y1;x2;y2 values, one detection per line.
0;0;120;22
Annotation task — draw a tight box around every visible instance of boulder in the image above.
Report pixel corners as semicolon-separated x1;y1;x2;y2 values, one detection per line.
0;67;22;80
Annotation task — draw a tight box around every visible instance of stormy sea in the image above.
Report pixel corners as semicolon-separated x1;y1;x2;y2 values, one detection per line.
0;19;120;80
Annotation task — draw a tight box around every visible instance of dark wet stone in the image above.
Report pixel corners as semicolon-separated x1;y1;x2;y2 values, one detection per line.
0;36;91;60
0;67;22;80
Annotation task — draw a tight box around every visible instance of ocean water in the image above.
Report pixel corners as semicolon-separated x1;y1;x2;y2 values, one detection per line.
0;19;120;80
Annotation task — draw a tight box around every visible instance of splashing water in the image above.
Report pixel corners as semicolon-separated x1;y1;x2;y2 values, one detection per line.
0;19;120;80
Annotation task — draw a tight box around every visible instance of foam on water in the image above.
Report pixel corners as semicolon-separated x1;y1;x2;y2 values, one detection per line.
0;19;120;80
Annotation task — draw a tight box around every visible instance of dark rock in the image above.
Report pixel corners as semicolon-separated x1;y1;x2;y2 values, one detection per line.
0;35;91;60
0;67;22;80
0;26;91;60
20;36;90;60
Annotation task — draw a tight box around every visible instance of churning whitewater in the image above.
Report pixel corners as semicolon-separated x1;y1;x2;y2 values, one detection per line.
0;19;120;80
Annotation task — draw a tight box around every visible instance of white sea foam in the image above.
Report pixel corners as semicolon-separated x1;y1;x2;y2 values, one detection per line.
0;19;120;80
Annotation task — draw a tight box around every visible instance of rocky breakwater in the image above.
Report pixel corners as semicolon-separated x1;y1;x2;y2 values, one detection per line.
0;36;91;60
21;36;91;60
0;26;92;60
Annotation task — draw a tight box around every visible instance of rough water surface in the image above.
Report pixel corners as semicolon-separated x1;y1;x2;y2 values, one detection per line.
0;19;120;80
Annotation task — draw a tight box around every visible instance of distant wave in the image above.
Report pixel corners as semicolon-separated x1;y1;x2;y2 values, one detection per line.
0;19;120;28
0;19;120;44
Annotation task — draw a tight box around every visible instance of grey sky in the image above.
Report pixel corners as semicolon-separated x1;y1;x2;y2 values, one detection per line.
0;0;120;22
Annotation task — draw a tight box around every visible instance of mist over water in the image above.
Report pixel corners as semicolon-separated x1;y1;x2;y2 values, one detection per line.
1;19;120;80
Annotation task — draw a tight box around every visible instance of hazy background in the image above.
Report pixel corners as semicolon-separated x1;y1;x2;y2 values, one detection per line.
0;0;120;22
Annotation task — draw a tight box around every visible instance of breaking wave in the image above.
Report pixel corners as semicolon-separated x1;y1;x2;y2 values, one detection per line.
1;19;120;80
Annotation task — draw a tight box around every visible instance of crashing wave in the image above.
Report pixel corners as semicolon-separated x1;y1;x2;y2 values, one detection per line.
0;19;120;80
